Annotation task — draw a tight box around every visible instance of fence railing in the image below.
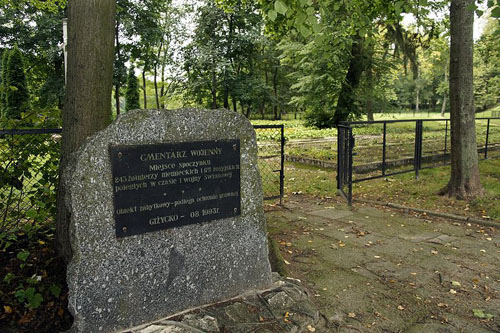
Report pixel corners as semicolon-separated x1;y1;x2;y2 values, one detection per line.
0;126;284;232
254;125;285;202
337;117;500;204
0;128;62;232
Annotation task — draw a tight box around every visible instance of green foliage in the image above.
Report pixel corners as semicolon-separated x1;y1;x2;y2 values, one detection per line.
0;0;66;12
472;309;494;320
17;250;30;263
474;18;500;111
252;119;337;140
115;0;185;111
125;67;140;111
0;2;65;113
15;286;43;309
3;46;30;121
304;109;334;129
0;49;9;113
182;0;288;118
0;127;61;232
49;283;61;298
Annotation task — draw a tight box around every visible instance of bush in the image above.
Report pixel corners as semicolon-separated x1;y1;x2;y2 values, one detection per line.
3;46;30;121
125;67;140;112
304;109;335;129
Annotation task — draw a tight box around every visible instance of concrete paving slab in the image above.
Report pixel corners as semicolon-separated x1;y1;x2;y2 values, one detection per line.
266;196;500;333
307;208;354;220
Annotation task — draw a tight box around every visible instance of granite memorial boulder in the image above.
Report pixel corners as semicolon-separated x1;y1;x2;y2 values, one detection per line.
64;108;272;332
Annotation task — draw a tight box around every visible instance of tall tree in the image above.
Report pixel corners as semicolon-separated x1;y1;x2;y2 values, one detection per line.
4;45;30;121
113;1;128;116
0;3;66;111
125;66;140;111
440;0;483;199
0;49;10;114
474;18;500;111
56;0;116;262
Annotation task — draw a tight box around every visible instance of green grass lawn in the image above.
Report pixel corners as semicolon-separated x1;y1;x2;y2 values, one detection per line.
256;111;500;219
284;158;500;221
253;113;500;164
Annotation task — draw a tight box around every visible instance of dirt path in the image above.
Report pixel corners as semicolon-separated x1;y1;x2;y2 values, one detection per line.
266;195;499;332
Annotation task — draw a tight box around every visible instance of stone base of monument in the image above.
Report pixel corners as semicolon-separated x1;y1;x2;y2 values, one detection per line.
120;273;329;333
65;109;274;332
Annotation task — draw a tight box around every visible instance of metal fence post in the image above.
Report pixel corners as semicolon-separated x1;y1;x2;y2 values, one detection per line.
414;120;423;179
348;127;353;206
382;122;387;176
336;127;341;191
444;119;448;165
485;118;490;159
280;125;285;205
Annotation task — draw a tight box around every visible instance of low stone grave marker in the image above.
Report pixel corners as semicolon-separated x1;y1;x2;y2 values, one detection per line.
64;109;272;332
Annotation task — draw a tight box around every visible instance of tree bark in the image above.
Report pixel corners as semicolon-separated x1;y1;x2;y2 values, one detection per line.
56;0;116;263
232;97;237;113
160;53;166;109
142;70;147;109
223;87;229;109
440;0;483;199
365;57;374;122
154;41;163;109
211;59;217;109
114;16;121;116
333;36;368;125
272;65;278;120
440;66;448;117
440;94;447;117
415;86;419;115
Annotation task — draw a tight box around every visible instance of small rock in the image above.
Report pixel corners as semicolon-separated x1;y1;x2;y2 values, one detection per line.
268;291;295;309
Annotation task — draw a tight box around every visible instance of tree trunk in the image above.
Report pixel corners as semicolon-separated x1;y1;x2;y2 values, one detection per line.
154;66;159;109
440;67;448;117
272;65;278;120
440;0;483;199
232;98;237;113
56;0;116;263
114;17;121;116
115;85;120;116
223;87;229;109
440;94;447;117
142;70;147;109
154;41;162;109
160;61;166;109
160;36;170;109
365;58;375;122
415;87;420;114
211;60;217;109
333;36;368;125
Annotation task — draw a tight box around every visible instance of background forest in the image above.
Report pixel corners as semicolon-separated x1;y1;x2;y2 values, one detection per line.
0;0;499;129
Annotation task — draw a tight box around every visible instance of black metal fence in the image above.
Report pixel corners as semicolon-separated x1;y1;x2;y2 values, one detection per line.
254;125;285;202
337;117;500;205
0;128;61;232
0;125;284;231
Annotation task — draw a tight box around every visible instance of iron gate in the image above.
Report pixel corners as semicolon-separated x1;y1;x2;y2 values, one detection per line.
253;125;285;203
337;117;500;206
336;125;353;205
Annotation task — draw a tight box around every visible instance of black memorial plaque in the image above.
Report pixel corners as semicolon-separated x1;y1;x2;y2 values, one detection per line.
110;140;241;238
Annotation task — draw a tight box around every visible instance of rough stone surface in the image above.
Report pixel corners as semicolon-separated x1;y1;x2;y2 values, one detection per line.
125;273;329;333
65;109;272;332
